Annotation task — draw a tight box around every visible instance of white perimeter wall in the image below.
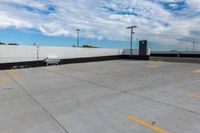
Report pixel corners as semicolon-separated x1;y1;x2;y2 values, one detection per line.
0;45;125;63
0;45;151;63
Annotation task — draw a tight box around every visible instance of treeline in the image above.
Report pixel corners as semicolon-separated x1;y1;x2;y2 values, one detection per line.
72;44;98;48
0;42;19;45
0;42;98;47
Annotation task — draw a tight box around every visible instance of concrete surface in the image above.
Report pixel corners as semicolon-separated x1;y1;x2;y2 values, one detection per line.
0;60;200;133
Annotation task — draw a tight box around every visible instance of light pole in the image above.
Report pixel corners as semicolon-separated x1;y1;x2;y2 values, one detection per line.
76;29;80;47
36;45;40;61
127;26;137;57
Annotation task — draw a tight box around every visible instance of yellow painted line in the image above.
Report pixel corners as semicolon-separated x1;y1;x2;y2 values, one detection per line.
5;70;22;81
0;73;6;83
185;93;200;100
128;115;169;133
147;65;161;68
193;69;200;73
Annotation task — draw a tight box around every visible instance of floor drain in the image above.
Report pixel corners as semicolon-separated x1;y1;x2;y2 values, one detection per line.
151;121;156;126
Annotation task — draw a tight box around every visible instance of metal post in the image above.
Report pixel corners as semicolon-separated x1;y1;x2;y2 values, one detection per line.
193;42;195;52
127;26;137;57
36;45;39;61
130;28;133;57
76;29;80;47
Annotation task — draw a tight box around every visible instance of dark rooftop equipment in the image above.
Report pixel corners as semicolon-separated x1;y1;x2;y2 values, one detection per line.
139;40;148;56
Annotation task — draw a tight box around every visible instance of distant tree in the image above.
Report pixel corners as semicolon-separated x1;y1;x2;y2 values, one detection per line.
0;42;6;45
8;43;19;45
170;50;178;52
82;44;98;48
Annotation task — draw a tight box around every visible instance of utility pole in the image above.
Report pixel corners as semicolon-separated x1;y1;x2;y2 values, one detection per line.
127;26;137;57
76;29;80;47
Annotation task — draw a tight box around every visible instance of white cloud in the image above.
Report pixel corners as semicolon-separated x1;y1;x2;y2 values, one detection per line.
0;0;199;48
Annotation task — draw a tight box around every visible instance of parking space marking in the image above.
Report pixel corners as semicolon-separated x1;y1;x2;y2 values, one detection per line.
5;70;22;81
147;64;161;68
193;69;200;73
185;92;200;100
128;115;169;133
0;73;6;83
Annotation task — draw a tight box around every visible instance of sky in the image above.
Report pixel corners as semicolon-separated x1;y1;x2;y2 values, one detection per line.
0;0;200;51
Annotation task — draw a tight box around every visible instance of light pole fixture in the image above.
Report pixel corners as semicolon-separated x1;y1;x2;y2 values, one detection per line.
76;29;80;47
127;26;137;57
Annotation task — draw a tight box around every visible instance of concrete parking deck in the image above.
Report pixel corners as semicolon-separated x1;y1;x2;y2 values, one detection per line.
0;60;200;133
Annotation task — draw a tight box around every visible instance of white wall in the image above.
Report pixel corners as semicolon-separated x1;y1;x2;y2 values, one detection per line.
0;45;124;63
0;45;150;63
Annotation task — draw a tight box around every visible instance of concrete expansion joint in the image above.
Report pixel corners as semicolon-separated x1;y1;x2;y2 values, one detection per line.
43;67;200;116
132;93;200;116
5;71;69;133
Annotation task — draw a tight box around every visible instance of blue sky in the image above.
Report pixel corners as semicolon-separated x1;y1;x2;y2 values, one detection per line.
0;0;200;51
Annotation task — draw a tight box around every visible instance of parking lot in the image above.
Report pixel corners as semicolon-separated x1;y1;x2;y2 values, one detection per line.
0;60;200;133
